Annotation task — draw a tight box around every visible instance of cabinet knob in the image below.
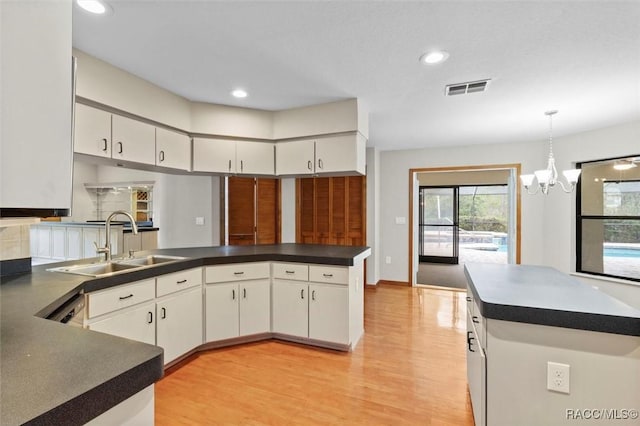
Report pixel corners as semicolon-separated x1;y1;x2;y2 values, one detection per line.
147;311;153;324
467;331;475;352
300;289;304;299
161;307;167;319
159;150;165;162
176;279;187;284
118;294;133;300
232;289;236;300
307;160;312;171
243;288;247;299
101;138;108;152
311;290;316;301
318;158;323;169
466;296;472;302
472;316;479;324
116;141;123;154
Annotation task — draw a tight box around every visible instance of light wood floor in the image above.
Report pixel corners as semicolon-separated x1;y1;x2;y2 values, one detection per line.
155;284;474;425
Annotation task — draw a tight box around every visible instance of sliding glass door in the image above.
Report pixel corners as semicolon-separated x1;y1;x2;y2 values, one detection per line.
419;185;509;265
419;187;459;264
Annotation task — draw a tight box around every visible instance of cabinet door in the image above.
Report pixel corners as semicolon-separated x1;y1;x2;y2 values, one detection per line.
74;104;111;157
467;313;486;426
308;283;349;344
156;127;191;171
236;141;274;175
36;226;52;258
275;139;315;175
192;138;236;173
51;227;66;259
111;115;156;165
157;287;203;365
82;227;100;258
66;227;83;260
204;283;239;342
88;301;156;346
271;280;308;338
239;280;271;336
315;134;365;175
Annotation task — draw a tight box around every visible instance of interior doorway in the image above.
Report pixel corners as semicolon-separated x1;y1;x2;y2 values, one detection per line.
410;165;521;288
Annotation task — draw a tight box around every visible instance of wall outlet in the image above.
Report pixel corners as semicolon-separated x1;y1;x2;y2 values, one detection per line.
385;256;391;264
395;216;406;225
195;217;205;226
547;362;570;394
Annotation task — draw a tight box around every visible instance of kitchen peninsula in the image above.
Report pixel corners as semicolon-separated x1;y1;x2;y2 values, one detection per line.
465;263;640;426
0;243;370;426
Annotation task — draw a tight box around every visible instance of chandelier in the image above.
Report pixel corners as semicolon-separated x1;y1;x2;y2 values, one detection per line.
520;110;581;194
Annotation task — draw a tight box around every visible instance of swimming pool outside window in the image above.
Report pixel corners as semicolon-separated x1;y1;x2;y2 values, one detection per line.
577;156;640;282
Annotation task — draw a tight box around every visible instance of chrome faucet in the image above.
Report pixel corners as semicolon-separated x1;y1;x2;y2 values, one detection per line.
96;210;139;261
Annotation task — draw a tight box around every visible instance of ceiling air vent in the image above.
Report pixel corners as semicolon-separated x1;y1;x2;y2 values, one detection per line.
445;79;491;96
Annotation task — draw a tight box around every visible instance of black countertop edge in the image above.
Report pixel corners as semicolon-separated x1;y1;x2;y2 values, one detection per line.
482;302;640;337
26;355;164;426
464;264;640;337
123;227;159;233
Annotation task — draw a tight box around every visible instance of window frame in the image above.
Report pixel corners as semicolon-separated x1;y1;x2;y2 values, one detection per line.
576;155;640;283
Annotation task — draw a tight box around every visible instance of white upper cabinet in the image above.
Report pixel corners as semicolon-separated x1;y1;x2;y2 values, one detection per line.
155;127;191;171
0;1;73;213
74;104;111;158
236;141;275;175
275;139;315;175
111;115;156;165
193;138;274;175
275;133;366;176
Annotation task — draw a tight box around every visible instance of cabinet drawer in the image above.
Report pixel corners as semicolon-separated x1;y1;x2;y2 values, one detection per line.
309;265;348;285
156;267;202;297
272;263;309;281
87;279;155;318
206;262;270;283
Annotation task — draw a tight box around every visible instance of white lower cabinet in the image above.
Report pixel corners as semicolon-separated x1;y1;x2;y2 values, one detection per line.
204;263;271;342
88;301;156;346
157;286;202;364
86;269;203;366
466;307;486;426
271;262;358;347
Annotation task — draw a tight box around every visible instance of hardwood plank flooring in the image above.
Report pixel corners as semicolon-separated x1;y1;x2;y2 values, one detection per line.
155;284;474;425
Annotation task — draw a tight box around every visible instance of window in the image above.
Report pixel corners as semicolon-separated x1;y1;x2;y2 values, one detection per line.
577;155;640;281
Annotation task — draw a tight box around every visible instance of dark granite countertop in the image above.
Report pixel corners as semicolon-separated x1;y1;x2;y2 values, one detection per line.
0;243;370;425
464;263;640;337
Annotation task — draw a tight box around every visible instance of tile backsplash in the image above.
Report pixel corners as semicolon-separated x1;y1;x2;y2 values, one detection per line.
0;225;31;261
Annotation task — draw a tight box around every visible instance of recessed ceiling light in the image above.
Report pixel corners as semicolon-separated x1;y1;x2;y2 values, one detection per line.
76;0;109;14
231;89;248;99
420;50;450;65
613;159;637;171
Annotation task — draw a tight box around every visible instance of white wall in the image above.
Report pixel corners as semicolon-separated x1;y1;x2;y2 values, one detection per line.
377;120;640;285
280;178;296;243
366;147;380;285
68;161;98;222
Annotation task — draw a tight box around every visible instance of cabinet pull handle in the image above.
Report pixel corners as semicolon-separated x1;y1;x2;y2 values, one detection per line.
472;316;479;324
307;160;312;171
240;160;244;173
234;271;244;276
323;273;333;278
318;158;323;169
243;288;247;299
147;311;153;324
228;159;232;172
300;289;304;299
285;270;295;274
176;279;187;284
467;331;475;352
232;289;236;300
161;307;167;319
312;290;316;301
466;296;472;302
159;150;165;162
119;294;134;300
117;141;123;154
101;138;108;151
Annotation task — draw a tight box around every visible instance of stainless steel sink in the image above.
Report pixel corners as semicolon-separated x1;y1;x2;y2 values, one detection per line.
118;255;186;267
47;255;187;277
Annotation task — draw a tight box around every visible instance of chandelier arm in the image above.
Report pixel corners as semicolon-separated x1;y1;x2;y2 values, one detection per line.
556;180;576;193
523;185;540;195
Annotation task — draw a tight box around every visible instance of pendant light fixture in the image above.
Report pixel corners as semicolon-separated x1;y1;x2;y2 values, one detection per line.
520;110;581;195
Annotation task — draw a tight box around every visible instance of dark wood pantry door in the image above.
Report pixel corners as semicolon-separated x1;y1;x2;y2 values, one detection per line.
296;176;365;246
227;177;280;245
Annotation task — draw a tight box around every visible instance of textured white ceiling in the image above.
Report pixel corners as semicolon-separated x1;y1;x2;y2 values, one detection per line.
73;1;640;151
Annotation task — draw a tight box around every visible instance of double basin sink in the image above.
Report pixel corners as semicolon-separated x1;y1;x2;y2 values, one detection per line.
48;255;187;278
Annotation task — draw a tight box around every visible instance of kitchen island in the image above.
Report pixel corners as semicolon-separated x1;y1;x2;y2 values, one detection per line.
0;244;370;426
464;263;640;426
